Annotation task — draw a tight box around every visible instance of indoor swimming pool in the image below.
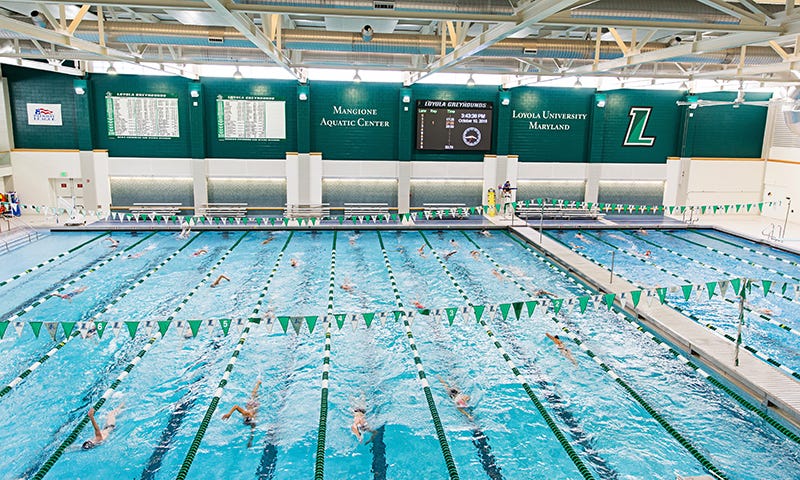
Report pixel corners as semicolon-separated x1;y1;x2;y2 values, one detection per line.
547;228;800;379
1;229;800;480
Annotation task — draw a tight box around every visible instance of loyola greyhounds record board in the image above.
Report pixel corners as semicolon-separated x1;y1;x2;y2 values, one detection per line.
416;100;493;151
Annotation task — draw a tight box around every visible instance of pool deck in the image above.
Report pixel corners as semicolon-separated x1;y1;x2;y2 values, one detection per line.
511;224;800;430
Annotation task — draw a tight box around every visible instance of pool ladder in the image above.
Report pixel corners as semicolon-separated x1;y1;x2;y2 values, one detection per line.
762;223;784;242
0;217;43;253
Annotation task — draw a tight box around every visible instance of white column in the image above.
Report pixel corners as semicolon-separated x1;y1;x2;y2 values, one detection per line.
482;154;498;205
397;161;410;215
585;163;601;203
285;152;299;206
307;152;322;205
191;158;207;215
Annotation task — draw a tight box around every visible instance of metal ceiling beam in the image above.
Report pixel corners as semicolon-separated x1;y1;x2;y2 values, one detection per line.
0;56;83;75
0;14;196;78
693;0;767;24
406;0;585;85
200;0;304;81
539;11;781;33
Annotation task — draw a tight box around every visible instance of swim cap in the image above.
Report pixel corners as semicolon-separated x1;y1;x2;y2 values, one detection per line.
82;440;95;450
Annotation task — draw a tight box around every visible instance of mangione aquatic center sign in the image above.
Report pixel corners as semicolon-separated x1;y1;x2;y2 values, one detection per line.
319;105;392;128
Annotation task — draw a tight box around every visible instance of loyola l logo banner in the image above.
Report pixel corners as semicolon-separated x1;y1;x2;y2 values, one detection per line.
623;107;655;146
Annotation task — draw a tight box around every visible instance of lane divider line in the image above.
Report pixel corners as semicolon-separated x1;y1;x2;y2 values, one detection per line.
176;232;294;480
31;232;249;480
464;232;727;480
0;232;202;399
376;231;460;480
418;231;593;480
314;231;336;480
0;232;109;288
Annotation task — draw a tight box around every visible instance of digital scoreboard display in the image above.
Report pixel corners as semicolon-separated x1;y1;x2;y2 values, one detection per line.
416;100;493;151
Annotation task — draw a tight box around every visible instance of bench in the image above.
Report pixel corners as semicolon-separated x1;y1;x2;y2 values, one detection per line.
129;203;182;218
343;203;390;218
422;203;470;220
284;203;331;219
515;204;602;220
199;203;247;218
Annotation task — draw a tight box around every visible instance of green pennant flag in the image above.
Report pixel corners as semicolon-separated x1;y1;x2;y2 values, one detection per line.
393;310;405;322
278;316;290;333
499;303;511;320
681;284;693;301
758;202;764;212
761;279;772;297
782;282;789;295
446;308;458;325
724;205;730;213
61;322;75;338
335;314;346;329
536;198;543;205
603;293;615;309
701;206;707;214
242;217;248;224
587;202;594;210
706;281;717;299
363;313;375;328
656;287;667;304
735;204;741;212
351;216;358;224
525;300;538;317
310;217;317;225
306;315;318;333
746;203;752;212
391;214;398;221
0;321;9;339
188;320;201;338
629;290;642;307
417;308;431;316
578;296;590;313
31;322;44;338
158;320;171;337
680;206;686;213
94;321;107;339
473;305;485;322
552;298;564;314
282;218;289;226
219;318;231;336
512;302;523;320
731;278;742;296
125;321;138;338
267;217;274;226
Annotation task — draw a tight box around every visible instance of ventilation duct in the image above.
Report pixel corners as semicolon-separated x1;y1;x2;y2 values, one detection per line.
231;0;515;16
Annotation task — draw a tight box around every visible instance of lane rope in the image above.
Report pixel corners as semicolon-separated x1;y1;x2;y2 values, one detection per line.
376;231;460;480
314;231;336;480
176;232;294;480
419;231;593;480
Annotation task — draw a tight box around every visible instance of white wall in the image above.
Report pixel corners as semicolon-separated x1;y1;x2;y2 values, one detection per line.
10;150;81;206
683;159;764;206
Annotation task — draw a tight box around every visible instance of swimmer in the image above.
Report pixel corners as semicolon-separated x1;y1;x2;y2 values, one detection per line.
533;288;555;297
412;300;425;310
192;248;208;257
341;278;354;292
82;403;124;450
222;379;261;447
418;245;426;257
546;332;578;365
470;250;480;260
636;228;648;235
126;251;145;259
574;233;591;244
450;239;460;249
349;234;360;246
568;242;584;251
438;377;473;421
210;274;230;288
55;286;88;301
746;302;774;316
350;406;376;443
479;229;492;238
443;250;458;260
261;236;275;245
105;237;119;249
290;258;299;268
491;269;505;282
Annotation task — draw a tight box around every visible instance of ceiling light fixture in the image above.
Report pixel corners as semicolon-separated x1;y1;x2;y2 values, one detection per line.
106;64;117;75
466;74;475;87
353;70;362;83
574;77;582;88
680;81;688;90
233;66;243;80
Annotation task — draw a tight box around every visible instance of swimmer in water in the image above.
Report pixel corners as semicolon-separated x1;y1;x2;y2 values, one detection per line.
192;248;208;257
470;250;480;260
261;236;274;245
533;288;555;297
350;406;376;443
55;286;88;301
341;278;354;292
443;250;458;260
636;228;648;235
492;270;504;282
574;233;591;244
438;377;473;421
210;274;230;288
546;332;578;366
479;229;492;238
450;239;460;249
290;258;299;268
105;237;119;249
418;245;426;257
82;403;124;450
412;300;425;310
127;251;145;259
222;379;261;448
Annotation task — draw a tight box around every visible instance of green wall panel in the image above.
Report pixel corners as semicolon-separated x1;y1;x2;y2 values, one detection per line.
596;89;683;164
310;82;398;160
683;91;771;158
410;180;482;207
409;84;498;162
509;87;593;163
90;73;192;158
111;177;194;206
323;179;398;207
4;66;79;149
207;178;286;207
203;77;297;159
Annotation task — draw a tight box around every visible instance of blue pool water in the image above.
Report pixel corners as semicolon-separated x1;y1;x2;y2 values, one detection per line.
1;229;800;479
547;228;800;376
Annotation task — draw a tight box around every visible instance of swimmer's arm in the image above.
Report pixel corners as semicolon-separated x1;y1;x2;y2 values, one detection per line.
436;375;450;389
88;409;102;438
251;380;262;397
545;332;556;342
457;407;474;421
222;405;245;419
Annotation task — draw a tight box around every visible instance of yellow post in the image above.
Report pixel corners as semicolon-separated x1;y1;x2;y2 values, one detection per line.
487;188;496;216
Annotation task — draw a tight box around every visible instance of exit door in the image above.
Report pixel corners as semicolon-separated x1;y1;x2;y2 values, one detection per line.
51;178;85;210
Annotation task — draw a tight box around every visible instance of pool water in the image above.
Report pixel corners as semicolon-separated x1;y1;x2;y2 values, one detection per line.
547;228;800;376
1;229;800;479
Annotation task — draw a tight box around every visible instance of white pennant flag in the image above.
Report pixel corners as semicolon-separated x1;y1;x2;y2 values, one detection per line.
14;322;24;337
719;280;729;298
